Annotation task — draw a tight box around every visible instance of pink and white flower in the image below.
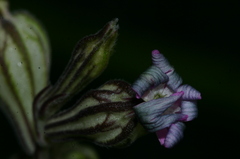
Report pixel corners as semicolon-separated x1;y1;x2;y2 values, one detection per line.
132;50;201;148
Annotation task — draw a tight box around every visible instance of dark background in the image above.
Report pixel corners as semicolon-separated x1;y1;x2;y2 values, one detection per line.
1;0;240;158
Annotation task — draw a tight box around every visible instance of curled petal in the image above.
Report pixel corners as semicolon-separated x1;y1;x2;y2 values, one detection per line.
133;94;184;132
181;101;198;121
166;70;183;91
151;50;182;90
158;122;185;148
132;65;168;98
177;84;201;100
134;93;182;116
152;50;173;73
146;114;187;132
156;127;168;146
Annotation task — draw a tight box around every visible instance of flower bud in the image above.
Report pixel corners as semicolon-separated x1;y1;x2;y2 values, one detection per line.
0;1;50;155
33;19;119;146
34;18;119;119
44;80;146;148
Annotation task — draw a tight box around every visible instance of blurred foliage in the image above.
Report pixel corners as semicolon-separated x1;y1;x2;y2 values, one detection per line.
1;0;240;158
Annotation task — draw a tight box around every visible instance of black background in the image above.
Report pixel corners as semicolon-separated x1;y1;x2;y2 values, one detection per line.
1;0;240;158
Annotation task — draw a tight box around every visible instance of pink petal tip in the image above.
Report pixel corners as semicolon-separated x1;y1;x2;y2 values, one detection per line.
152;50;160;55
136;94;141;99
198;94;202;100
180;114;188;122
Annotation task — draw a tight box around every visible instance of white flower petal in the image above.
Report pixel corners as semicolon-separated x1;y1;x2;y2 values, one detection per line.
177;84;201;100
151;50;173;73
132;65;168;98
166;70;183;91
164;122;185;148
147;114;186;132
133;93;184;132
181;101;198;121
151;50;182;90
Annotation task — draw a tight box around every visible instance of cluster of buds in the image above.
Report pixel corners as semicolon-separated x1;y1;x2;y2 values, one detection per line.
0;1;201;158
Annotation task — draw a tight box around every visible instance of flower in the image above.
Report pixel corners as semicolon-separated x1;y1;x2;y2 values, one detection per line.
132;50;201;148
0;1;201;158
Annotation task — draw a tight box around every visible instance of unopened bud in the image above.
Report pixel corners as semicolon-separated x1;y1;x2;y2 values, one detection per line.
0;1;50;155
44;80;146;148
33;19;119;146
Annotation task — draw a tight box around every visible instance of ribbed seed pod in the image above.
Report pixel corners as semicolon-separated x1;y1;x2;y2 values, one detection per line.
0;1;50;155
44;80;146;148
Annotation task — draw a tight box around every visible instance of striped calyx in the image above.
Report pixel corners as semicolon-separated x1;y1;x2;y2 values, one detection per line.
33;19;119;145
0;1;50;155
44;80;146;148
